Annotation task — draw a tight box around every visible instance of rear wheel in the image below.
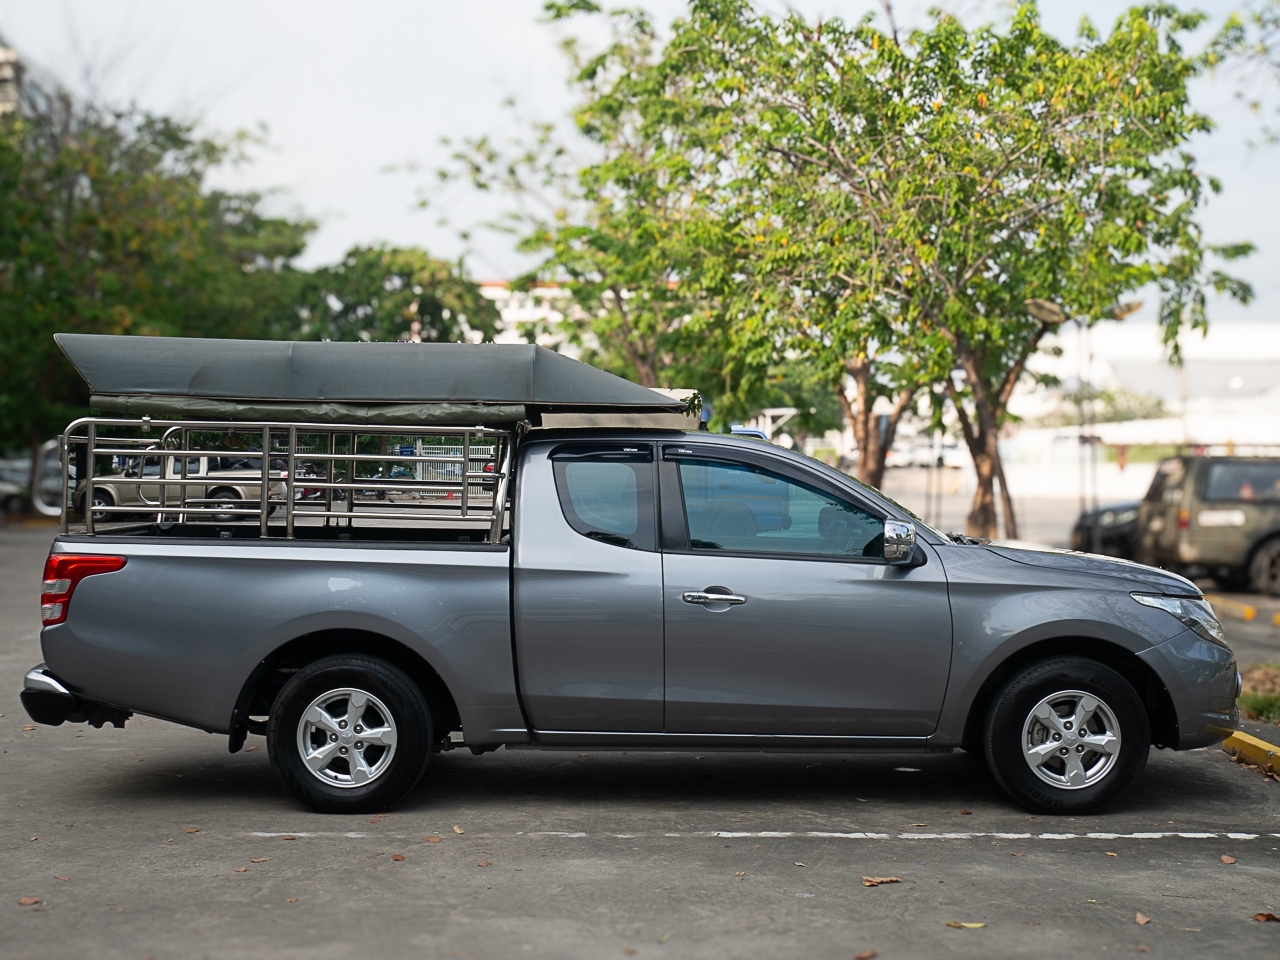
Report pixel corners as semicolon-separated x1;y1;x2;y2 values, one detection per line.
267;656;431;813
81;489;114;523
1249;539;1280;596
984;657;1149;814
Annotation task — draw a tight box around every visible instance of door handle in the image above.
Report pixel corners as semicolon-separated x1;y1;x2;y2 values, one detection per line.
682;591;747;606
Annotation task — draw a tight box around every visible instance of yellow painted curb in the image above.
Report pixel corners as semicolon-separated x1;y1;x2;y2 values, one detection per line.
1204;594;1256;622
1222;731;1280;774
1273;611;1280;628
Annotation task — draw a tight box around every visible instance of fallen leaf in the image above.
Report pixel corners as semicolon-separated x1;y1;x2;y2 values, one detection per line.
251;858;270;864
736;871;747;877
855;952;877;960
184;827;199;834
23;724;37;731
17;897;40;906
579;754;589;758
623;950;637;957
656;933;671;944
28;837;37;842
453;825;464;834
1106;852;1118;858
53;876;68;882
855;798;869;802
960;809;972;815
244;745;259;752
794;862;807;868
1011;853;1024;858
1254;912;1280;922
165;838;174;843
909;823;927;827
861;877;901;887
1136;947;1150;953
1135;913;1151;925
282;835;296;841
1221;855;1236;864
1027;921;1041;926
391;854;405;862
235;867;249;873
425;836;443;843
945;921;986;929
476;861;492;867
286;898;298;903
1174;927;1200;932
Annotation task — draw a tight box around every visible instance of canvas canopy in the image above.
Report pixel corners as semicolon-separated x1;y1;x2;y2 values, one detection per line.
56;334;686;425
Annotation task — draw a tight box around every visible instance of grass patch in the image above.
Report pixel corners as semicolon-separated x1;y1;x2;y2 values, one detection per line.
1238;664;1280;724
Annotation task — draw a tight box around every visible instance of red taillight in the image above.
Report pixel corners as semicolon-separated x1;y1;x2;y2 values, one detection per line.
1178;508;1190;530
41;554;127;626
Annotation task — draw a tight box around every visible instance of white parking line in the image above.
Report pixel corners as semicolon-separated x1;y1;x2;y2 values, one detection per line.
245;829;1280;842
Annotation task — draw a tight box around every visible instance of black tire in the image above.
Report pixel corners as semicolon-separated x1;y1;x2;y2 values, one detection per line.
1210;567;1251;592
984;657;1149;815
267;655;432;814
1249;538;1280;597
208;488;241;523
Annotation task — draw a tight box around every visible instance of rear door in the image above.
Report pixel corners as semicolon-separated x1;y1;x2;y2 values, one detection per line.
659;445;953;737
511;441;664;732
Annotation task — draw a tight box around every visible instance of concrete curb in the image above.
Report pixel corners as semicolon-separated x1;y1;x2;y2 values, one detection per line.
1222;731;1280;774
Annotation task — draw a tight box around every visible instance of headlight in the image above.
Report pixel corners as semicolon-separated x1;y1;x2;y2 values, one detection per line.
1132;593;1229;649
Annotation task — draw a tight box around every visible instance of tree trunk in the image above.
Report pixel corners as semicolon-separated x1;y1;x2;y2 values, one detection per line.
836;358;914;491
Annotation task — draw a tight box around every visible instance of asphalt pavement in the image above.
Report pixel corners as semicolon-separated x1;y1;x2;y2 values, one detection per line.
2;523;1278;959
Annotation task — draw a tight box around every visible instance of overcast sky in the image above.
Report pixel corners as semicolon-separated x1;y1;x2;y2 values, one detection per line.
1;0;1276;332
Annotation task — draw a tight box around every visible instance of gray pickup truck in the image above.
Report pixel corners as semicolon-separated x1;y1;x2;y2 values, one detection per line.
22;336;1240;816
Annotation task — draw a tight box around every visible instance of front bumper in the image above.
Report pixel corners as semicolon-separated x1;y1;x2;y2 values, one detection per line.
20;663;131;729
1138;631;1239;750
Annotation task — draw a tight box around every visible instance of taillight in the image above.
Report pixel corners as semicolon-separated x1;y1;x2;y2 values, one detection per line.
41;554;127;626
1177;508;1190;530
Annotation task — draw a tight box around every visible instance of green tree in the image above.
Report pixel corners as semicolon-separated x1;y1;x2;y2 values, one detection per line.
288;245;499;343
0;78;312;474
631;0;1252;536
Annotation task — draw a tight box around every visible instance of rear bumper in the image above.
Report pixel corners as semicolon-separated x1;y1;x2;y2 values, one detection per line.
20;663;131;729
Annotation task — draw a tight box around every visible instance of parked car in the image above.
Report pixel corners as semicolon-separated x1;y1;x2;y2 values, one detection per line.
1070;501;1140;560
75;453;286;523
1136;456;1280;593
23;335;1241;819
0;478;24;516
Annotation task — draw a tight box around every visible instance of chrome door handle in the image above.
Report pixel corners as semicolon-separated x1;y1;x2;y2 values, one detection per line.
682;591;747;606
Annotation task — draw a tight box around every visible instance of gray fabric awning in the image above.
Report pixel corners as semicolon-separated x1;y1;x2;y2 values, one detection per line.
56;335;685;425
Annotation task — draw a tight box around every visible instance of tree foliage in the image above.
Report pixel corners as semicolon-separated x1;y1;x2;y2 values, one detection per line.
0;83;313;459
545;0;1252;535
289;245;499;343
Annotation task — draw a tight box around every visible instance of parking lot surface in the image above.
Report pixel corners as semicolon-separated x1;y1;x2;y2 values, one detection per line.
3;524;1278;959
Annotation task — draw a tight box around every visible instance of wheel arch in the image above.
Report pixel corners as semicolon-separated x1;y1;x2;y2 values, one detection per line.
960;636;1179;752
228;628;462;753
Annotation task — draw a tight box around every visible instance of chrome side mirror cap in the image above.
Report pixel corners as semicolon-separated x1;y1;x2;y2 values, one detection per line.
883;519;916;563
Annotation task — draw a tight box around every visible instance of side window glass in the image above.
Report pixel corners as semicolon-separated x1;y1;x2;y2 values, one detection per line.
675;458;884;559
552;453;656;552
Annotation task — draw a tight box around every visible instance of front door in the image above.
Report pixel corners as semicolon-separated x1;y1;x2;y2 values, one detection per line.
661;449;953;738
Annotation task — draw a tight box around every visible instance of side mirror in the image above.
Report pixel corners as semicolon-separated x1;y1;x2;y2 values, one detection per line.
883;519;916;564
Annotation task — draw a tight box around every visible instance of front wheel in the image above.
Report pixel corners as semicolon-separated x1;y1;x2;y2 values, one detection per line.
984;657;1149;814
267;656;432;813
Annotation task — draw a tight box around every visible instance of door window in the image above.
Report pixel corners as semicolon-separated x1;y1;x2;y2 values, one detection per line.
675;458;884;558
1203;461;1280;503
552;452;656;551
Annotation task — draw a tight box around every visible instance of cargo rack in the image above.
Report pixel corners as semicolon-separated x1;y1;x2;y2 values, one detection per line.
59;417;515;543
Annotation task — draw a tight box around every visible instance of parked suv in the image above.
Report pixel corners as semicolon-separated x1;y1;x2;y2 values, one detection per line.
1136;456;1280;593
76;453;286;523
